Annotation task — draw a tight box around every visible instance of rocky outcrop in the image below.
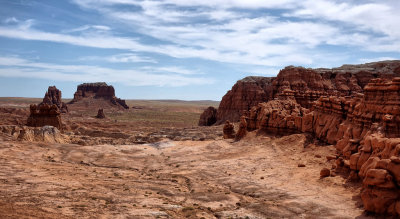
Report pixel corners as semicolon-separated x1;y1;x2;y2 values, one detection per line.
39;86;68;113
215;60;400;125
69;82;129;109
235;116;247;141
0;125;65;143
216;77;275;124
223;121;235;139
246;77;400;216
96;109;105;119
198;106;217;126
247;99;305;134
27;104;62;130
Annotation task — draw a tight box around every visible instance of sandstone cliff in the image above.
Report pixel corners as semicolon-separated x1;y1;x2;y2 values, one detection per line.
246;77;400;216
27;104;62;130
69;82;129;109
216;76;274;124
212;60;400;125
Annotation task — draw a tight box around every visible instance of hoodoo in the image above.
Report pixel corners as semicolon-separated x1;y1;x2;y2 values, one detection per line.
39;86;68;113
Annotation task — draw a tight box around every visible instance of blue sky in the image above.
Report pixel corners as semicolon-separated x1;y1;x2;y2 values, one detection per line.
0;0;399;100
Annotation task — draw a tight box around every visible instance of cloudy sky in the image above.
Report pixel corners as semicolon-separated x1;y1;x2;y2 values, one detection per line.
0;0;399;100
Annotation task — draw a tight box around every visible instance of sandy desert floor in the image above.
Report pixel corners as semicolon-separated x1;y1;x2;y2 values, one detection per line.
0;131;375;219
0;98;380;218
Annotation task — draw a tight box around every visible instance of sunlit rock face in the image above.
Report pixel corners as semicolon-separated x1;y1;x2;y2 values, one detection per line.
214;60;400;125
27;104;62;130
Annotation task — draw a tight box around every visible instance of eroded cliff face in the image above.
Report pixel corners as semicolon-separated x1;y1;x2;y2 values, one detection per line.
69;82;129;109
246;78;400;216
215;76;275;124
39;86;68;113
212;60;400;125
27;104;62;130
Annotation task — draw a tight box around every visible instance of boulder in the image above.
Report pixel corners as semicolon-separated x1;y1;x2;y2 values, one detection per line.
198;106;217;126
320;168;331;178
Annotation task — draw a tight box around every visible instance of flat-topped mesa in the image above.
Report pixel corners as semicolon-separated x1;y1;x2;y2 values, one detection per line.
27;104;62;130
212;60;400;125
69;82;129;109
39;86;68;113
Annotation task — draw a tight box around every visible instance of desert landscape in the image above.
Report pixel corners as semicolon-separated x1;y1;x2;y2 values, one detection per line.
0;61;400;218
2;1;400;218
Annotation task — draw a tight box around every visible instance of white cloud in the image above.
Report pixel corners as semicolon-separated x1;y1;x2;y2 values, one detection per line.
73;0;299;9
80;53;157;63
358;57;397;64
64;25;111;33
69;0;400;65
140;66;201;75
0;24;316;66
0;57;213;86
290;0;400;39
1;0;399;72
4;17;18;24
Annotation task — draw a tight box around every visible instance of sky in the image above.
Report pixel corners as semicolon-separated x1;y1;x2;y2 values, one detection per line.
0;0;400;100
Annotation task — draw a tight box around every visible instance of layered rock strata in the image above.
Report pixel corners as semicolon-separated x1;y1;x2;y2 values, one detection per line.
246;78;400;216
198;106;217;126
69;82;129;109
39;86;68;113
0;125;65;143
27;104;62;130
213;60;400;125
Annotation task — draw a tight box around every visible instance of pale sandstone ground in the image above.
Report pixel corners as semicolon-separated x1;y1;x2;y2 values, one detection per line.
0;132;375;219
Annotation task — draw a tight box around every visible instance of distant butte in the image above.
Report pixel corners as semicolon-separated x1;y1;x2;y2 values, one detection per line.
68;82;129;109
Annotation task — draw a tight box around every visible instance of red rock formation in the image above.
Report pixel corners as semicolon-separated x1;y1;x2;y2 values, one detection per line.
247;98;305;134
235;116;247;141
27;104;62;130
320;168;331;178
96;109;105;119
223;121;235;139
216;77;275;124
40;86;68;113
198;106;217;126
246;77;400;216
69;82;129;109
215;60;400;125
